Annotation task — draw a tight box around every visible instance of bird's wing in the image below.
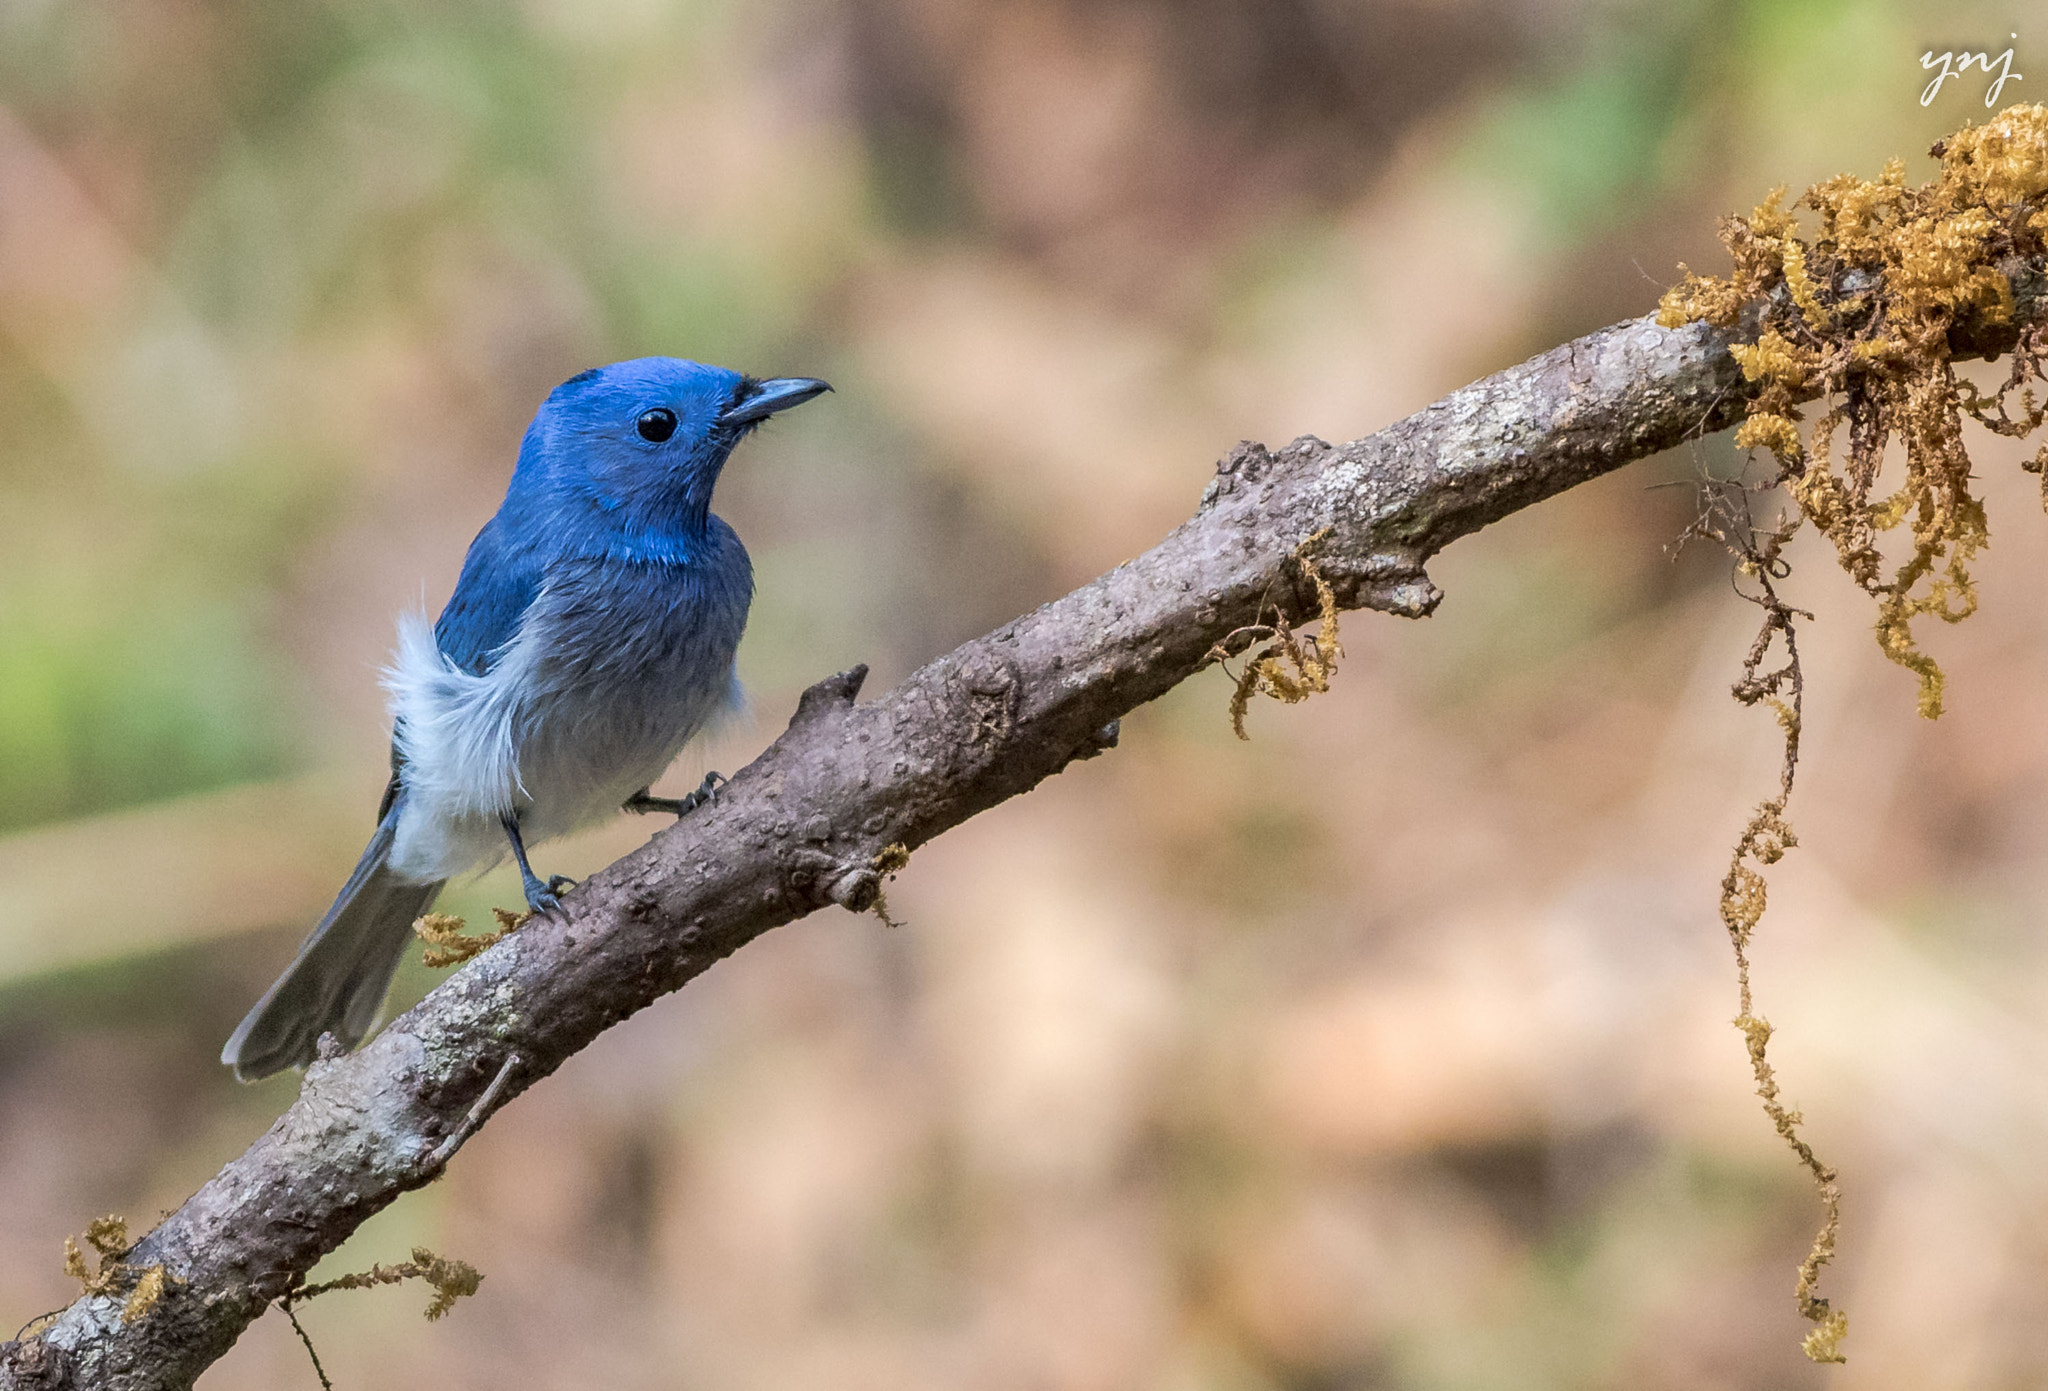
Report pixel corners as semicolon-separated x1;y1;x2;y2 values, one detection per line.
433;520;543;676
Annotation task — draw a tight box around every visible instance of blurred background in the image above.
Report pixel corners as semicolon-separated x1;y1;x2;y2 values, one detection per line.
3;0;2047;1386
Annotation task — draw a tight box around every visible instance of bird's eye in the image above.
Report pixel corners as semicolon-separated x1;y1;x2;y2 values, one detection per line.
636;408;678;443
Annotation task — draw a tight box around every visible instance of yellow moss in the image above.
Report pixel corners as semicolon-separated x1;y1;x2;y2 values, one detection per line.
1804;1309;1851;1365
1764;696;1799;741
1888;208;2006;322
1695;559;1848;1363
293;1246;482;1322
414;908;525;969
1671;105;2048;1341
1807;159;1907;263
1211;529;1343;740
1668;103;2048;720
62;1237;107;1296
868;842;911;929
122;1266;167;1324
415;1250;483;1321
1867;488;1911;531
1723;795;1845;1364
1729;330;1813;389
1748;184;1796;241
1734;412;1803;463
59;1215;177;1322
61;1215;135;1298
1786;465;1842;529
1720;803;1797;950
1876;600;1953;719
1781;239;1829;328
82;1216;128;1257
1790;468;1883;591
1938;103;2048;208
1657;268;1746;329
279;1247;481;1387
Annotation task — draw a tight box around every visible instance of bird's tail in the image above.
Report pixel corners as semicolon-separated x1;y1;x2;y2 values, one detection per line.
222;808;445;1081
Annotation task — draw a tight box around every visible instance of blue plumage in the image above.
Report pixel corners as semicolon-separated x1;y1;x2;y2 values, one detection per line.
223;358;830;1080
433;522;540;676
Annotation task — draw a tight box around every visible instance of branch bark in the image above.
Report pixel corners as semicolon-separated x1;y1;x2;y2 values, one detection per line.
7;277;2039;1388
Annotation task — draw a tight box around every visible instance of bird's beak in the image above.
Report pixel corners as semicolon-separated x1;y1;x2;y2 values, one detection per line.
724;376;832;427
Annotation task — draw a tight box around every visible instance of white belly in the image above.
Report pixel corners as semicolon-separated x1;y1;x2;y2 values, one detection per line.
381;602;740;883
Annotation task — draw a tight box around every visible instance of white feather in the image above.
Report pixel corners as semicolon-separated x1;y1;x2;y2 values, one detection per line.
380;595;740;883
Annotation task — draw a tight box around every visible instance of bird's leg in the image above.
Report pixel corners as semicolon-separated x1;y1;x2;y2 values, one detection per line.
624;772;725;819
500;813;562;913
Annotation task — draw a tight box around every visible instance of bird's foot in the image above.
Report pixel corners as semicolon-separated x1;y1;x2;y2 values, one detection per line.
624;772;725;820
678;771;726;815
546;874;578;894
518;870;562;915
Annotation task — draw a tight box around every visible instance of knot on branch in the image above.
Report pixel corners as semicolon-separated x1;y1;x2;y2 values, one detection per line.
954;652;1021;749
786;841;911;922
790;665;869;728
1351;553;1442;618
821;842;911;928
1199;440;1276;510
0;1339;74;1389
1198;436;1332;511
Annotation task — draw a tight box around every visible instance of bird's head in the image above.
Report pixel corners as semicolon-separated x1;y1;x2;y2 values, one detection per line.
515;357;830;551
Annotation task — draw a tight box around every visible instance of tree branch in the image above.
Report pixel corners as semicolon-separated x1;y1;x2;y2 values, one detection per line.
7;275;2039;1388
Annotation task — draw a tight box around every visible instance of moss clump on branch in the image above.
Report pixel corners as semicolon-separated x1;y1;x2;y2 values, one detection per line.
868;842;911;929
1665;103;2048;1365
414;908;525;968
56;1216;175;1326
1661;102;2048;718
277;1247;484;1389
1209;528;1344;738
290;1247;482;1321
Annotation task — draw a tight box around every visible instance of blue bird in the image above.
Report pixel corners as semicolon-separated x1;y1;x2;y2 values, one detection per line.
223;358;830;1080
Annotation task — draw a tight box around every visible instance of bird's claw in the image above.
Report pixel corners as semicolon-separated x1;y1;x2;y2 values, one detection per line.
624;771;726;820
677;770;725;815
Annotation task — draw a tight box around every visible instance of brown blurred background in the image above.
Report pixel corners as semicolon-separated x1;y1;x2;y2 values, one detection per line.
4;0;2047;1386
